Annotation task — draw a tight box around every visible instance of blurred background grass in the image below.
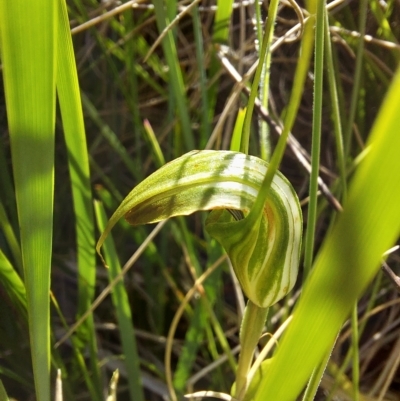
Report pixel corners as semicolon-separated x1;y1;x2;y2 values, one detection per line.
1;0;400;400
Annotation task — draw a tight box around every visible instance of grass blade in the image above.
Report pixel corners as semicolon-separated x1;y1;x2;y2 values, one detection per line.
0;2;57;400
254;66;400;401
303;0;325;276
94;200;145;401
56;2;102;397
343;0;369;156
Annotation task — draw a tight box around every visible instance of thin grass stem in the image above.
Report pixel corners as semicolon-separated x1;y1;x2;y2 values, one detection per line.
343;0;369;157
351;304;360;401
303;0;325;277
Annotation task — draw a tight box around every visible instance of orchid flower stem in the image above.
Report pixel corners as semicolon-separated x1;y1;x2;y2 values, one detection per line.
235;301;269;400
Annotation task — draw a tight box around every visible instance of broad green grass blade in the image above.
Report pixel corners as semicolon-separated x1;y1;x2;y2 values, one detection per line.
57;0;95;319
0;2;57;401
56;2;102;398
254;67;400;400
94;200;144;401
213;0;234;44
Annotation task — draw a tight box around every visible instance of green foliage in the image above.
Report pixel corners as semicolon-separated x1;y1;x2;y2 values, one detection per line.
0;2;57;400
254;67;400;401
1;0;400;400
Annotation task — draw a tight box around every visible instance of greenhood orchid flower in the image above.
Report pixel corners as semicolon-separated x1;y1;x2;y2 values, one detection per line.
96;150;302;308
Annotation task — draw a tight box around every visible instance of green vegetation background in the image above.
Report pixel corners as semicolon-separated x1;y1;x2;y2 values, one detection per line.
1;0;400;400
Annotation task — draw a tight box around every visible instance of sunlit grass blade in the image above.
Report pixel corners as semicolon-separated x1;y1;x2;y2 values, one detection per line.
56;2;102;397
94;200;144;401
231;108;246;152
213;0;234;44
254;67;400;401
57;0;95;317
143;119;165;168
0;2;57;400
